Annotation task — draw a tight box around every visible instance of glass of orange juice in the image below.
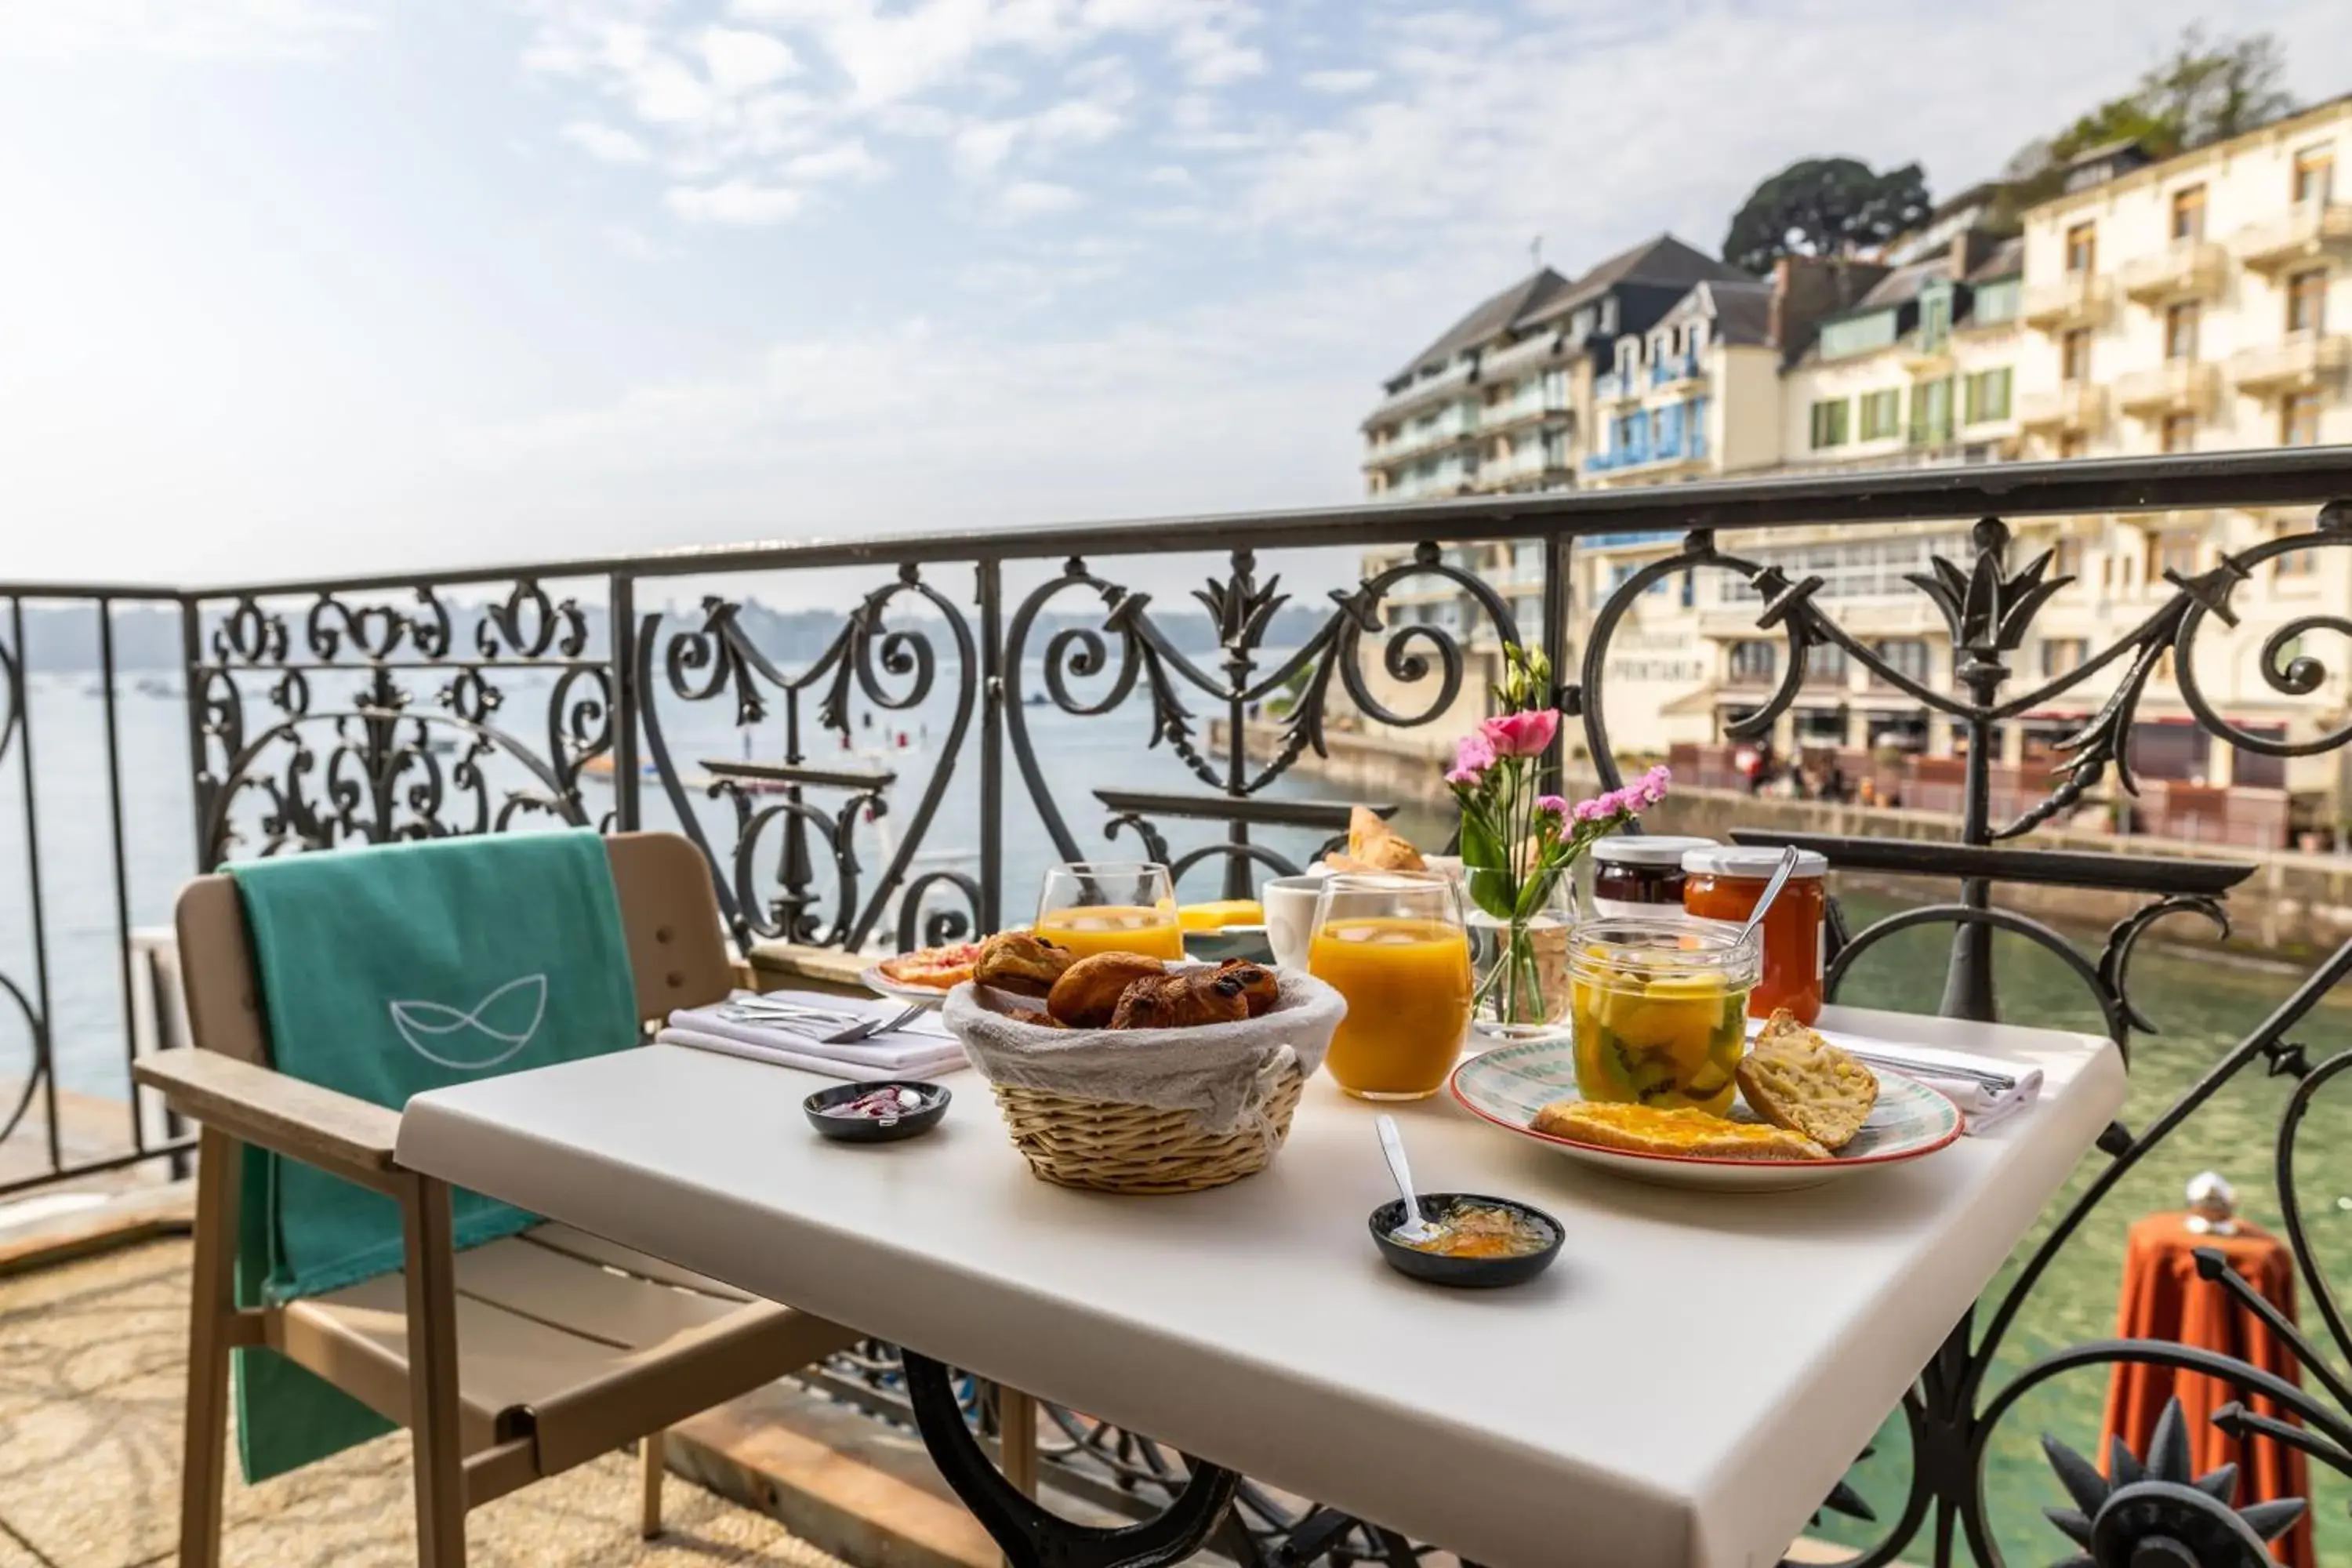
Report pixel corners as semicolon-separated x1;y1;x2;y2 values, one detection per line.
1308;873;1473;1101
1033;862;1184;960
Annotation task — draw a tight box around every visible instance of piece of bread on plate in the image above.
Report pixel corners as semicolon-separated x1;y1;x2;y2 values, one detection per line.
1736;1010;1878;1152
1533;1100;1828;1161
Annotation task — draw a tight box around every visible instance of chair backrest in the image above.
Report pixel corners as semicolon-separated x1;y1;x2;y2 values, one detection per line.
174;831;735;1065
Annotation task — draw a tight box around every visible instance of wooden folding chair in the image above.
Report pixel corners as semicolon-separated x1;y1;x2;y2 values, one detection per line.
134;831;861;1568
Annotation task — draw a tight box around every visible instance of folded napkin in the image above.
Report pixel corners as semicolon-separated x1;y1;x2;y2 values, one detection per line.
1748;1018;2042;1133
658;990;970;1080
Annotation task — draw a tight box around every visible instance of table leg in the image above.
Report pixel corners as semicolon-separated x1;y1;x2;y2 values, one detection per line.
900;1352;1240;1568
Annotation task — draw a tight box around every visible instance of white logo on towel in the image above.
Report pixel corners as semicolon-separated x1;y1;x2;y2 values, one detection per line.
388;975;547;1070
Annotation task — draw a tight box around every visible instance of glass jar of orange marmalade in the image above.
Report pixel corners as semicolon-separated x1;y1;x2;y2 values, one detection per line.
1679;846;1830;1024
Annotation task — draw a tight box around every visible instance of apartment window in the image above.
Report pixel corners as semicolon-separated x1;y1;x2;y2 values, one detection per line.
2060;328;2092;383
2161;412;2197;454
1679;569;1696;608
2288;269;2328;335
2169;184;2206;241
1728;641;1778;685
1809;398;1851;448
2293;147;2336;205
1859;389;1901;441
2164;302;2200;361
1873;638;1931;685
2040;637;2088;678
1911;376;1955;445
2278;528;2318;579
1920;291;1951;347
2154;530;2199;578
1806;644;1852;685
1973;278;2020;326
1963;367;2013;423
2053;535;2085;581
2284;390;2324;446
2064;222;2097;274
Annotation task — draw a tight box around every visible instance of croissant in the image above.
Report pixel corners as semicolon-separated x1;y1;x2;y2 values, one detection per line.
1214;960;1279;1017
973;931;1073;997
1109;970;1250;1029
1047;953;1169;1028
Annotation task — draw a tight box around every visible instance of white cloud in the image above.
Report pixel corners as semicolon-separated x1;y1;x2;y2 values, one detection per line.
562;119;653;165
602;223;675;260
786;140;887;180
952;118;1022;176
0;0;378;60
666;178;805;224
701;25;798;92
1301;67;1377;93
999;180;1081;219
1029;96;1124;147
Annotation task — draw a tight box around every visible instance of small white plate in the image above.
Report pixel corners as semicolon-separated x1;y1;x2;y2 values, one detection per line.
1449;1039;1963;1193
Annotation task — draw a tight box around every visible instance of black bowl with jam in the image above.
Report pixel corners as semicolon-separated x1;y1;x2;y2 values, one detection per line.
1368;1193;1563;1288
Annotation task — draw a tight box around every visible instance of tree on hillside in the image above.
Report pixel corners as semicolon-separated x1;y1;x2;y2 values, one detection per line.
1722;158;1932;274
2000;27;2295;212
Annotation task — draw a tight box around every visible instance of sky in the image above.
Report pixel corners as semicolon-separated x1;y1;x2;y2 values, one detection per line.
4;0;2350;599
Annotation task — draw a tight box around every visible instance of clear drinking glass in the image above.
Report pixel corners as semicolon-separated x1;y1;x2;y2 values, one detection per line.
1308;872;1474;1101
1033;862;1183;960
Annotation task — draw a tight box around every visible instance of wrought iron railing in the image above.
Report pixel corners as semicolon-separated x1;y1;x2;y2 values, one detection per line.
6;446;2352;1566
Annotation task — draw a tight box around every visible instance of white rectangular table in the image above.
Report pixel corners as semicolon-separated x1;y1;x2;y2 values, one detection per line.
396;1004;2124;1568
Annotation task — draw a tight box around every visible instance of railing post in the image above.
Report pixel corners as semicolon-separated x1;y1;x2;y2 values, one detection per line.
611;572;641;833
1543;528;1573;795
978;560;1004;935
179;594;212;871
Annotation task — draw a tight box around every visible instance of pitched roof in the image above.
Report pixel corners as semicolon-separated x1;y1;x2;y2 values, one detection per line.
1522;234;1760;325
1852;257;1951;311
1967;236;2024;281
1657;278;1777;345
1386;267;1571;382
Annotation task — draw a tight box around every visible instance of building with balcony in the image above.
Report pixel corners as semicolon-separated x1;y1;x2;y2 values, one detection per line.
2016;94;2352;460
1780;232;2024;476
1582;278;1779;487
1359;234;1757;503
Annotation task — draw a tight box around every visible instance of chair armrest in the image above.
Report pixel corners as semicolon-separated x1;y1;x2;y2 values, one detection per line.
135;1048;401;1177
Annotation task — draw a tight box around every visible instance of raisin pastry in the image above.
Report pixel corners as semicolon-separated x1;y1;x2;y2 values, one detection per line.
1109;970;1250;1029
1047;953;1171;1028
1213;959;1279;1018
972;931;1073;997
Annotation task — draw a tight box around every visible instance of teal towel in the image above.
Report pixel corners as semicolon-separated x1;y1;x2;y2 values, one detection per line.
224;829;641;1482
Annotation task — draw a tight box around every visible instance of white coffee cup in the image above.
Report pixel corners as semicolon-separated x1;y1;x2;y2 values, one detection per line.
1260;875;1327;972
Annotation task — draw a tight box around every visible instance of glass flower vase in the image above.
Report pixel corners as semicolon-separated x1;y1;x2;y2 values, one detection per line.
1464;865;1573;1039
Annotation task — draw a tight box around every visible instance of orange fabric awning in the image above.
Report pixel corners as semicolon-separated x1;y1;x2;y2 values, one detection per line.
2099;1212;2315;1568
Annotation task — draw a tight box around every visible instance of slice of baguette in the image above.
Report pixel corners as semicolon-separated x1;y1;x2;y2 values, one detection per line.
1735;1011;1879;1152
1534;1100;1828;1162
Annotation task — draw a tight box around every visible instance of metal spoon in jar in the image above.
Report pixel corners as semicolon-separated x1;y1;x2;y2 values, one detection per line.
1375;1114;1443;1246
1734;844;1805;950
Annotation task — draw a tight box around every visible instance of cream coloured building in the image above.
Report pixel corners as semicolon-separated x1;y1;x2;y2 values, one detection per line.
1361;100;2352;832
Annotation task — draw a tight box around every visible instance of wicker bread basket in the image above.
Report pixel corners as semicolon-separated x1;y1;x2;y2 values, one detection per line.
942;969;1343;1195
990;1067;1306;1194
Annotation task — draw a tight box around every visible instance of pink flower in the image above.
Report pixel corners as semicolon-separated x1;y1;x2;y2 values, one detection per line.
1534;794;1568;817
1480;708;1560;758
1453;731;1497;777
1572;797;1608;822
1444;765;1482;786
1635;764;1673;808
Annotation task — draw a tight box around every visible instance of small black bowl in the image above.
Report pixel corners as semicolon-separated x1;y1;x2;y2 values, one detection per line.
803;1080;951;1144
1368;1193;1563;1289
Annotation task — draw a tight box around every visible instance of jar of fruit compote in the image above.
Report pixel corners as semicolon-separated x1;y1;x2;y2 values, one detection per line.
1565;916;1759;1116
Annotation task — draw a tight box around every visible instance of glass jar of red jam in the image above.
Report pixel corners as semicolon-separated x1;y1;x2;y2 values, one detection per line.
1679;846;1831;1024
1587;836;1717;920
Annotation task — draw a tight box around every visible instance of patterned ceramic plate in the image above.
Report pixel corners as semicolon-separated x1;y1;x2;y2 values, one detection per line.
1449;1039;1964;1192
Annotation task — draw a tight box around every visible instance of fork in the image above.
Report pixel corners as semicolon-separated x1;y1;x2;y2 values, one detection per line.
750;1001;925;1047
